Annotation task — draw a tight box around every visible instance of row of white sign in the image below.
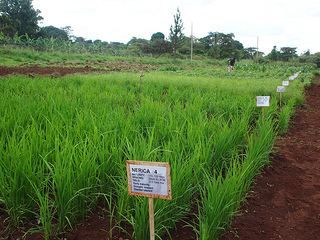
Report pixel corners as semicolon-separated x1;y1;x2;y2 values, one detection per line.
126;71;303;240
257;71;301;107
127;71;303;199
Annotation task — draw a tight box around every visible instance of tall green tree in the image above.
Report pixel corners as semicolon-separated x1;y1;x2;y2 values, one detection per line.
150;32;170;55
302;49;310;56
169;8;184;56
313;52;320;68
127;37;150;55
243;47;257;59
0;0;42;37
279;47;297;61
38;26;69;40
0;13;15;36
200;32;244;59
268;46;279;61
151;32;165;41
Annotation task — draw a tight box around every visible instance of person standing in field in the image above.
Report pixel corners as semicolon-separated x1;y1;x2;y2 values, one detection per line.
227;57;236;72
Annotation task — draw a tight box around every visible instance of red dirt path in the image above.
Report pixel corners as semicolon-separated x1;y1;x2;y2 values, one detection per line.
222;76;320;240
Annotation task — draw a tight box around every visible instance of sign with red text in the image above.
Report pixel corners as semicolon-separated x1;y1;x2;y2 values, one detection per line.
126;160;172;200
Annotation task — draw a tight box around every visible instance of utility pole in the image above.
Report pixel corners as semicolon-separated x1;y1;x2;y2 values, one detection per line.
256;36;259;62
190;22;193;61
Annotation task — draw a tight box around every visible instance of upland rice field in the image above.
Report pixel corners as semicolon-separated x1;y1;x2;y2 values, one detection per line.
0;68;312;239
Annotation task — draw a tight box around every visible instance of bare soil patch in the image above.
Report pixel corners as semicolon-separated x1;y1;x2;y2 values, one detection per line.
0;65;103;77
0;61;156;77
222;76;320;240
59;204;132;240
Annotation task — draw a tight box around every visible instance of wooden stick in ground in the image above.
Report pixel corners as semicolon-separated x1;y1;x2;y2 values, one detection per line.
149;198;155;240
279;92;282;108
139;71;144;94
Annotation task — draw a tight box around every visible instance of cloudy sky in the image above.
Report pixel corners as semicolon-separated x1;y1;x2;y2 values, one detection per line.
33;0;320;54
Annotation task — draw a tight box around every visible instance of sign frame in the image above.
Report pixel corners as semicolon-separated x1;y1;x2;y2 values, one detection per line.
277;86;285;93
126;160;172;200
256;96;270;107
282;80;289;86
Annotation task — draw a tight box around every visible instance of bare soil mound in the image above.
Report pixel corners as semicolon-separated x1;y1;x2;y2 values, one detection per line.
0;62;156;77
0;65;104;76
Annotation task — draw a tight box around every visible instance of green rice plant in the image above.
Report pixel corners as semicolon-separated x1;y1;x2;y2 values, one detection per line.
0;64;311;240
0;125;41;226
277;98;296;135
198;117;276;240
209;110;252;173
28;177;54;240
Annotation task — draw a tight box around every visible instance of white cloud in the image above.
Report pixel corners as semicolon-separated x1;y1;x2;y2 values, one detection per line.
33;0;320;54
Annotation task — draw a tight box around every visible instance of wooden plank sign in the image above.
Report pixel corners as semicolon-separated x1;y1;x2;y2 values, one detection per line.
126;160;172;200
256;96;270;107
277;86;285;92
282;80;289;86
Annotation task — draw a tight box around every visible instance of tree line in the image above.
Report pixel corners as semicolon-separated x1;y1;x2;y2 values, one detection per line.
1;0;319;66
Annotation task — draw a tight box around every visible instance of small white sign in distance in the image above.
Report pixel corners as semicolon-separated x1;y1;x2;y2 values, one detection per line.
289;76;295;81
282;80;289;86
126;160;172;200
277;86;285;92
256;96;270;107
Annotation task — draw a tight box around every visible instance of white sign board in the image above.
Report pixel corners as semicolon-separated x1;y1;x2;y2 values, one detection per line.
289;76;295;81
256;96;270;107
282;80;289;86
126;160;172;200
277;86;285;92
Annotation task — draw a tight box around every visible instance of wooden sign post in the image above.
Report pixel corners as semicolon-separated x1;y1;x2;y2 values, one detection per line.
277;86;285;107
126;160;172;240
256;96;270;118
149;198;155;240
